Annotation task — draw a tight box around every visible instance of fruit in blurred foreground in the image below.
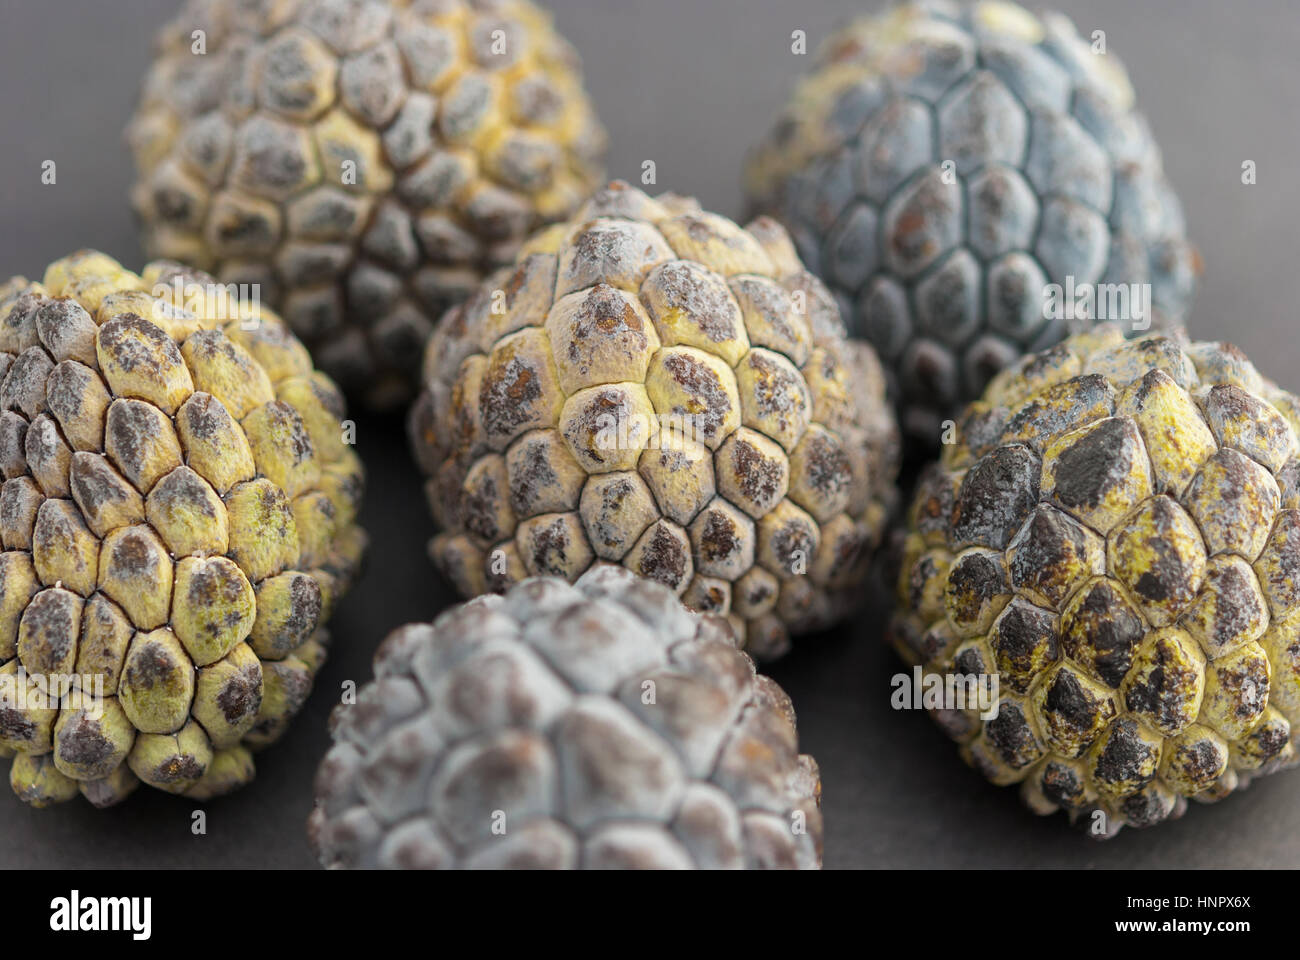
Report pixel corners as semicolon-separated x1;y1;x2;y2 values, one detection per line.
309;565;821;868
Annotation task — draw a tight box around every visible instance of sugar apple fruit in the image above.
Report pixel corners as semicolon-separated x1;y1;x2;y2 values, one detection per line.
746;0;1198;451
308;565;822;869
408;181;900;660
0;251;366;807
128;0;607;411
892;325;1300;835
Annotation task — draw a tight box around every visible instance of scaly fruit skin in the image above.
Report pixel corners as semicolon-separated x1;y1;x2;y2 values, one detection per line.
308;566;822;869
0;251;365;807
408;181;900;660
746;0;1197;452
129;0;607;412
891;325;1300;836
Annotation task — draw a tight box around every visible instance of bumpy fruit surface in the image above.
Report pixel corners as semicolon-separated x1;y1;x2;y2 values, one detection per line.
747;0;1197;450
0;251;365;807
309;566;822;868
409;181;900;659
129;0;607;411
892;325;1300;835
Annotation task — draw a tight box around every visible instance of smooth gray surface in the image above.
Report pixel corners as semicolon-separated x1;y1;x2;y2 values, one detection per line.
0;0;1298;869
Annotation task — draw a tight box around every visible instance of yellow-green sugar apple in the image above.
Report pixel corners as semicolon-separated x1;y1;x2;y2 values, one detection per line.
892;326;1300;836
129;0;607;411
0;251;365;807
409;182;900;660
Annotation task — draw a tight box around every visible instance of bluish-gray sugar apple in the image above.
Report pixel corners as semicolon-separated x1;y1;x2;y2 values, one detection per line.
747;0;1198;451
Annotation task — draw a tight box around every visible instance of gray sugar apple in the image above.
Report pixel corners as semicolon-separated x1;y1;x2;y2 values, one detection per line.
308;566;823;868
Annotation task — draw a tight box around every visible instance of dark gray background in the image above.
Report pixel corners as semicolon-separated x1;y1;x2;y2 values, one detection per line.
0;0;1297;869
